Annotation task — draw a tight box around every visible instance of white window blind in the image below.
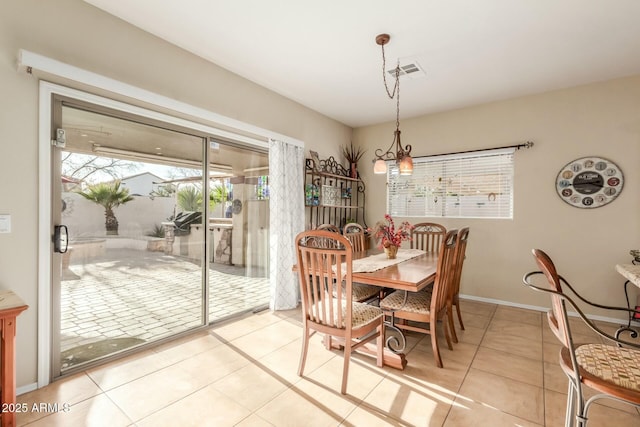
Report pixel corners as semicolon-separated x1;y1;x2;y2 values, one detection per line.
387;148;515;219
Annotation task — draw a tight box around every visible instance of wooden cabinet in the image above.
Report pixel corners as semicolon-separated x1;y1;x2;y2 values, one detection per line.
0;290;28;427
304;156;366;230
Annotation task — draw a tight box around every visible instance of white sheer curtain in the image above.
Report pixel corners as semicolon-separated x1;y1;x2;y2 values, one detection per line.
269;138;305;310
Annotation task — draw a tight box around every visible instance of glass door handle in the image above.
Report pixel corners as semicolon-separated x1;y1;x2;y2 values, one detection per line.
53;225;69;253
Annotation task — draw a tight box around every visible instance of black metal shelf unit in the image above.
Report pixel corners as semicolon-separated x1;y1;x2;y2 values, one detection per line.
304;156;366;230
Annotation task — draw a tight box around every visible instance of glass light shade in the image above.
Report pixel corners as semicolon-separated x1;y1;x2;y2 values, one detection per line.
373;159;388;174
399;155;413;175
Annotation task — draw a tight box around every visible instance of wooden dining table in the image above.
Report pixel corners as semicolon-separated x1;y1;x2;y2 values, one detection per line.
294;248;439;369
351;249;438;292
351;249;438;369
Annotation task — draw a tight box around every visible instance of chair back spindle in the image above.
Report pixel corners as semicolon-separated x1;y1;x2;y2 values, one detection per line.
411;223;446;253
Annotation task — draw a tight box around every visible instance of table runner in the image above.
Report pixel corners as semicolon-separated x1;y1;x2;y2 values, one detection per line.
343;248;426;274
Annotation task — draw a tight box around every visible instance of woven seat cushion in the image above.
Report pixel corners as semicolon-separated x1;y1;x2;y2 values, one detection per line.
312;300;383;329
575;344;640;390
380;290;432;315
333;283;382;302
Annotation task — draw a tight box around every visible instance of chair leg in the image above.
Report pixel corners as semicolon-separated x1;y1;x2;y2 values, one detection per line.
447;301;459;343
324;334;332;350
454;298;465;330
442;313;454;351
430;321;443;368
298;327;310;377
565;380;575;427
341;339;352;394
376;322;384;367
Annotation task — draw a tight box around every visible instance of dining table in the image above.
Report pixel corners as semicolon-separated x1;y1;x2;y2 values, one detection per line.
295;247;438;370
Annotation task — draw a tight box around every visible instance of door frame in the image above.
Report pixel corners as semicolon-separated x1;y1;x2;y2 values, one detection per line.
37;81;285;387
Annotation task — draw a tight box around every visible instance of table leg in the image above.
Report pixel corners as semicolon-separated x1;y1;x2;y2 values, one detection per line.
615;280;639;341
324;336;407;369
1;316;17;427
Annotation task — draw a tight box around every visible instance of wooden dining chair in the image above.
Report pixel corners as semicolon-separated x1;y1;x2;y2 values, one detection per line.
295;230;384;394
380;229;458;368
340;222;382;302
411;222;446;253
447;227;469;343
343;222;366;252
317;223;340;233
523;249;640;426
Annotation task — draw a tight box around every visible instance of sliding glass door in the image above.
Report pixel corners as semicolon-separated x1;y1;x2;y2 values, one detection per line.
50;96;272;378
53;101;208;376
208;141;270;321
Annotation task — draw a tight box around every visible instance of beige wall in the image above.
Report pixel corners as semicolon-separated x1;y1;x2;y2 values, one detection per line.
0;0;350;388
355;75;640;317
3;0;639;390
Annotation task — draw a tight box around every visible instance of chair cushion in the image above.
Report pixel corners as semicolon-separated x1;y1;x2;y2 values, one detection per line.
575;344;640;390
351;302;384;329
333;283;382;302
380;290;432;315
312;300;383;329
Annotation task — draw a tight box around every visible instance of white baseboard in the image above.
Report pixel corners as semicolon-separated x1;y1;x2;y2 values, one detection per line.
17;382;38;396
459;294;632;325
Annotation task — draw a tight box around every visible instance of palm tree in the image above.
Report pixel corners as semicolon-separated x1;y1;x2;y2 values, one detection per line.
177;186;202;212
78;180;134;235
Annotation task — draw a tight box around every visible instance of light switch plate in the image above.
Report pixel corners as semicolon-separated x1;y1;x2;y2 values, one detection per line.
0;215;11;233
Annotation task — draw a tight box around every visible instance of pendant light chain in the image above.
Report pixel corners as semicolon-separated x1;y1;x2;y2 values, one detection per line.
380;42;401;131
374;33;413;176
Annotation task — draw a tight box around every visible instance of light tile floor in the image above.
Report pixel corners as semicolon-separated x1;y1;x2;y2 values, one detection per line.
18;301;640;426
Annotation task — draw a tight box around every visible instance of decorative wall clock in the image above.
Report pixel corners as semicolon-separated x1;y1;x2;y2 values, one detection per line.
555;156;623;208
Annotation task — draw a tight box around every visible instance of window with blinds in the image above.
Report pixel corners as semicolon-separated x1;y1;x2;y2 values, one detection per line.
387;148;515;219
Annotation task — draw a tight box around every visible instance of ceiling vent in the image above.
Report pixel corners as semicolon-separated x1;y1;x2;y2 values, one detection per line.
386;60;426;80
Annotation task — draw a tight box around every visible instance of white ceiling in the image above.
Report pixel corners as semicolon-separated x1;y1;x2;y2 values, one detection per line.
84;0;640;128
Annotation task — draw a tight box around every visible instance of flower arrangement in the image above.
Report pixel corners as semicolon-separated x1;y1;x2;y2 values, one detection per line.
372;214;414;249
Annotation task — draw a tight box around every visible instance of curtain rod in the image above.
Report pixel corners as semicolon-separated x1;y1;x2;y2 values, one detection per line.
412;141;534;160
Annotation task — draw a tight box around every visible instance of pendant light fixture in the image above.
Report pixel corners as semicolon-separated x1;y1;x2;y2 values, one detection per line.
373;33;413;176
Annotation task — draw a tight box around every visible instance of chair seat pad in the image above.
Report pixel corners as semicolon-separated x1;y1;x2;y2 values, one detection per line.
333;283;382;302
575;344;640;391
351;301;384;329
313;300;383;329
380;290;432;315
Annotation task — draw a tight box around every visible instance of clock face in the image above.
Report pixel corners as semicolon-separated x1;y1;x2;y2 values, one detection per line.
556;156;623;208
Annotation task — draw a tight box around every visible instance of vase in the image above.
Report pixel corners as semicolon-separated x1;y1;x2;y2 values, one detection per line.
350;162;358;179
384;245;398;259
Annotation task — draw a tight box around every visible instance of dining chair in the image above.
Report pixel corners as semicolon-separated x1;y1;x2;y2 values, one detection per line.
343;222;366;252
523;249;640;427
315;223;378;302
411;222;447;253
317;223;340;233
295;230;384;394
380;229;458;368
447;227;470;343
